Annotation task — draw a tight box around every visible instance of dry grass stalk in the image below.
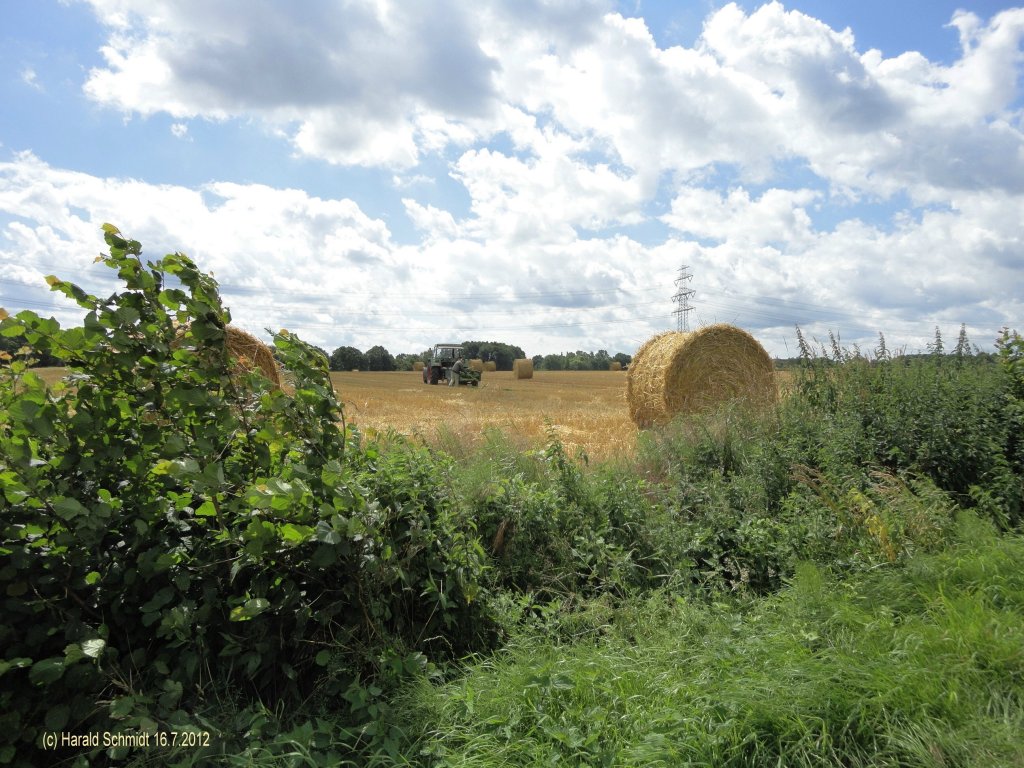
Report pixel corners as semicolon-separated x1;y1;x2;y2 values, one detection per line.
513;358;534;379
626;323;776;428
491;518;510;556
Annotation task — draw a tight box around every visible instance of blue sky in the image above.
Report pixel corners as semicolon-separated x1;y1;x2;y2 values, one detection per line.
1;0;1022;358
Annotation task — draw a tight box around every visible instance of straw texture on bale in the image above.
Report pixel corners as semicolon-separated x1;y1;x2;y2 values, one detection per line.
412;361;424;371
513;358;534;379
173;321;282;389
224;326;283;389
469;358;485;372
609;361;622;371
626;324;775;428
483;361;497;372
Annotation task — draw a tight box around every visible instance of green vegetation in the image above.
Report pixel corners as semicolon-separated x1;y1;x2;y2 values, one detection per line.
531;349;632;371
401;516;1024;767
1;227;1021;766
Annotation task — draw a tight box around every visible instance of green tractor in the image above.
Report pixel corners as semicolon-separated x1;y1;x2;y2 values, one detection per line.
422;344;480;386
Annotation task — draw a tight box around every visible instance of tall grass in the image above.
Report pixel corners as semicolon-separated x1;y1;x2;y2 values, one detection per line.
397;513;1024;767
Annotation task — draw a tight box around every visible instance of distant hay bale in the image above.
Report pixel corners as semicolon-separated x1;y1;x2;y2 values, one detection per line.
224;326;283;389
412;361;424;371
513;358;534;379
469;358;485;372
626;324;776;428
610;361;622;371
483;361;497;372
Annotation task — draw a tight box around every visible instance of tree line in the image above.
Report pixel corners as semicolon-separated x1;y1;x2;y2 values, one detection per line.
326;341;636;372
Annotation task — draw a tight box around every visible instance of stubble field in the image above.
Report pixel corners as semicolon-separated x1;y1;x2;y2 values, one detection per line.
29;366;791;463
332;369;636;463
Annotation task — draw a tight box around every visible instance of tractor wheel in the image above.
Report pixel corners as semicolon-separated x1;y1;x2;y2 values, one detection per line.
471;380;478;387
429;368;439;385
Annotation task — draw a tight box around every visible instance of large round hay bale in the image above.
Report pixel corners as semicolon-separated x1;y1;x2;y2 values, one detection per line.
224;326;283;388
609;361;622;371
513;358;534;379
626;324;776;428
469;358;484;372
412;361;424;371
483;361;497;372
174;321;282;389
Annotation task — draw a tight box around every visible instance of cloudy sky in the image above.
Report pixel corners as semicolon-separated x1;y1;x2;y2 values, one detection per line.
1;0;1021;359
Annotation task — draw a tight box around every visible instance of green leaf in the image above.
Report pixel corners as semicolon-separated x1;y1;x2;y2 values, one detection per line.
195;500;217;517
140;586;176;613
279;523;313;544
52;497;89;521
0;658;32;678
29;658;65;686
230;597;271;622
110;696;135;719
311;545;337;568
44;704;69;732
82;639;106;658
157;289;187;309
5;582;27;597
315;520;342;545
85;571;101;585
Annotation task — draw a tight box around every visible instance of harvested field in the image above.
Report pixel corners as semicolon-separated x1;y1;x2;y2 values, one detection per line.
26;367;794;464
333;370;633;462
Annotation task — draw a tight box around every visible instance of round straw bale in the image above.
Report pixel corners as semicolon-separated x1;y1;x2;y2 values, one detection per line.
224;326;283;388
173;321;282;389
469;358;484;372
513;358;534;379
610;361;622;371
626;324;776;428
483;361;497;372
412;361;424;371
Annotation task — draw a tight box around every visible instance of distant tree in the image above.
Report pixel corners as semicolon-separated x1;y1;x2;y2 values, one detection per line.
954;324;972;360
542;353;564;371
461;340;525;370
612;352;631;368
0;333;64;367
531;354;543;369
565;352;590;371
364;345;395;371
394;353;420;371
330;345;364;371
875;332;889;362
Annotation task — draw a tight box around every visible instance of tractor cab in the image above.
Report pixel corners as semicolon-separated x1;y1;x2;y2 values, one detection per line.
423;344;464;385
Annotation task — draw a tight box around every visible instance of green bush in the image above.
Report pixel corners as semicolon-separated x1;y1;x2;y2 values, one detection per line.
0;226;488;765
787;348;1022;529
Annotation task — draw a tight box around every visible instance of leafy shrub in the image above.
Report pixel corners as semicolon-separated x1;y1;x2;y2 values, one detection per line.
0;226;488;764
788;346;1022;529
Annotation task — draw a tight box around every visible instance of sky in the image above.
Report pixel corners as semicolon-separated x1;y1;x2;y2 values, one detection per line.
0;0;1022;360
